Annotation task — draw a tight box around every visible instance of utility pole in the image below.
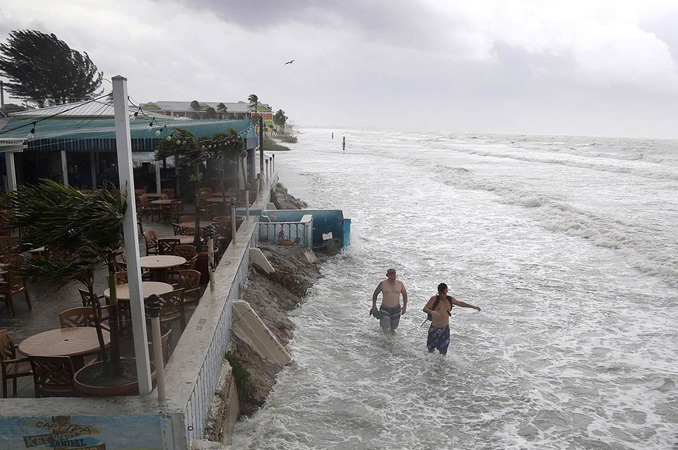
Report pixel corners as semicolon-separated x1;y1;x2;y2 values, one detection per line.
0;81;4;109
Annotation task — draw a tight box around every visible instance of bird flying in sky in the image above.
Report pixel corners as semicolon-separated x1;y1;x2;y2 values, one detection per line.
284;59;295;65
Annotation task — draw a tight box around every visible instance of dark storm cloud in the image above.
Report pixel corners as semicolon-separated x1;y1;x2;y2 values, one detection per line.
162;0;475;56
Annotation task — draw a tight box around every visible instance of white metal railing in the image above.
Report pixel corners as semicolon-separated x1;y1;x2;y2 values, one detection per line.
258;214;313;249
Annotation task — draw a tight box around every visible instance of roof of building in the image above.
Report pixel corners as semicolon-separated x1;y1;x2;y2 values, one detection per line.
0;117;258;152
8;99;167;119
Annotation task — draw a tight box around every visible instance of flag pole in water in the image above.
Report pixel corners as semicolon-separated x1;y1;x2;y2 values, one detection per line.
342;136;346;152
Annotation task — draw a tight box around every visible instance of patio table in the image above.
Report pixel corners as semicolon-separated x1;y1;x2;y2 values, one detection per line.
139;255;186;282
145;193;166;199
18;327;110;369
159;235;194;245
179;221;216;230
103;281;174;301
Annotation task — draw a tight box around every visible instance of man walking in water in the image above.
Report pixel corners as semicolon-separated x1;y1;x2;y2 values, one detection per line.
372;268;408;334
423;283;481;355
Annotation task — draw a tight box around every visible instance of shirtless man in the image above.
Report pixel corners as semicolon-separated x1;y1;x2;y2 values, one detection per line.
371;268;408;334
422;283;481;355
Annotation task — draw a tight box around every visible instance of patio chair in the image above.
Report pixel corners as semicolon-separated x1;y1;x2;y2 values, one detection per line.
59;306;110;331
0;273;31;316
156;288;186;331
115;271;129;285
147;325;172;366
77;289;109;322
168;200;183;223
179;214;195;224
0;236;18;255
29;355;77;398
143;231;159;256
199;198;217;218
0;329;33;398
158;238;180;255
174;269;202;303
173;245;197;269
161;188;175;199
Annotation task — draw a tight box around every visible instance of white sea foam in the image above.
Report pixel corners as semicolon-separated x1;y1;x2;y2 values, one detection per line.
231;128;678;449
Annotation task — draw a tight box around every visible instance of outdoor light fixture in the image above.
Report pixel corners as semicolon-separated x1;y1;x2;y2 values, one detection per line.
26;122;36;141
147;118;159;132
130;106;141;122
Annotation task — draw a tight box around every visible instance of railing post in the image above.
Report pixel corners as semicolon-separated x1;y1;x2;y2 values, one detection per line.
230;196;237;247
146;294;165;401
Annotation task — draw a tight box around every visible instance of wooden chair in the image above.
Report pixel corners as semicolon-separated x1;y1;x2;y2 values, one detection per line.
78;289;109;322
0;330;32;398
115;271;129;285
168;200;183;222
29;355;77;398
161;188;175;200
199;198;217;218
0;273;31;316
175;269;202;303
156;289;186;331
59;307;109;331
0;236;18;255
158;238;180;255
173;245;197;267
143;230;159;256
199;187;212;197
147;326;172;366
179;214;195;224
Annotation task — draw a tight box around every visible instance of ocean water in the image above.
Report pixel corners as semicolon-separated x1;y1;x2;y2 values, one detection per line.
231;129;678;449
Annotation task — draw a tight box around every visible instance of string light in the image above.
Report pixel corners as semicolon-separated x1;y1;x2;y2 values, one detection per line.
26;122;36;141
130;106;142;122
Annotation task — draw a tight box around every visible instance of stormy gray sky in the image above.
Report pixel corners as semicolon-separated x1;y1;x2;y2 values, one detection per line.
1;0;678;138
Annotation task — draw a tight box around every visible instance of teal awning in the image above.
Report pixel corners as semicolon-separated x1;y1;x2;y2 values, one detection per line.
0;118;258;152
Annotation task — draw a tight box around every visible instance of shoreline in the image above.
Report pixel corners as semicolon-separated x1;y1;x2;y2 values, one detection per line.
205;183;322;443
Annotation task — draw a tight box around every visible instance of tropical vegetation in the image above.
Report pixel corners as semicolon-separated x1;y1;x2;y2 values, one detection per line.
0;30;103;107
1;180;128;377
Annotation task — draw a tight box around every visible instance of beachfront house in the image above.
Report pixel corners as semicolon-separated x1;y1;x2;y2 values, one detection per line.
142;100;274;129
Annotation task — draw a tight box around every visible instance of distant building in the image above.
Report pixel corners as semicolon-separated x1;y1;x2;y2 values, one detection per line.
142;101;273;126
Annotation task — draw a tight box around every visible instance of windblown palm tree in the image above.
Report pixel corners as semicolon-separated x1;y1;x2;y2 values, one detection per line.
216;103;227;120
2;180;128;376
248;94;258;119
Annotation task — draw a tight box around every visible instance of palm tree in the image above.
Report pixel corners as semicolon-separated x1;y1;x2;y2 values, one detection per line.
205;107;217;119
2;180;128;376
248;94;258;119
155;128;206;251
216;103;227;120
190;100;201;119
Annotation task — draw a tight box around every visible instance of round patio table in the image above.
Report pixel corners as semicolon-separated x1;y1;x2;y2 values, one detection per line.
145;193;166;199
206;197;231;203
18;327;110;369
139;255;186;269
159;235;194;245
139;255;186;282
103;281;174;301
151;199;173;205
179;221;216;230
